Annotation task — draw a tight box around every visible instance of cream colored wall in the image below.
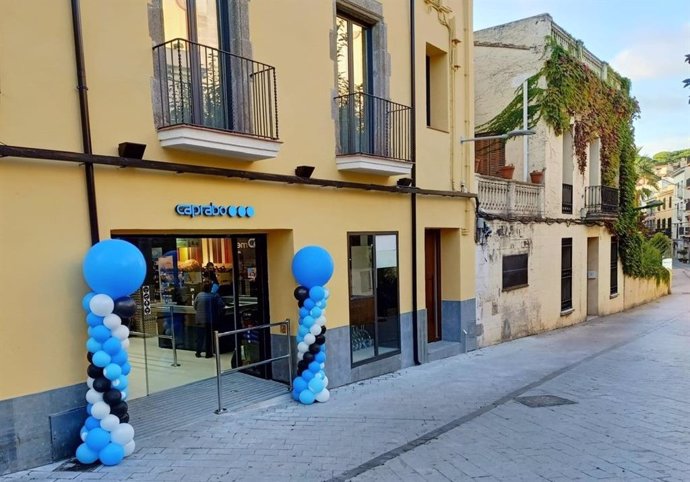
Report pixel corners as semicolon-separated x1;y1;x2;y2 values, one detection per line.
0;0;475;400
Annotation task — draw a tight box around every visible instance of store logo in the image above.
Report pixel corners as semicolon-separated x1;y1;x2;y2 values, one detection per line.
175;203;255;218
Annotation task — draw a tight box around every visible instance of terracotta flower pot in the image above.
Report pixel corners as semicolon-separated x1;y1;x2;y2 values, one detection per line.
530;170;544;184
496;165;515;179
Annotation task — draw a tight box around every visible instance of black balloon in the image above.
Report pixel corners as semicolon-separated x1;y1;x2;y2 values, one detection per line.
103;389;122;405
113;296;137;318
320;326;327;335
87;364;101;379
87;352;93;363
298;299;304;308
297;360;308;372
315;335;326;345
308;343;321;354
92;377;111;393
110;401;128;417
303;352;315;363
118;412;130;423
293;286;309;302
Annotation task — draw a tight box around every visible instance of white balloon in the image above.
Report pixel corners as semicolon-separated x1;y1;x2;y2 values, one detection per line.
91;401;110;420
123;440;136;457
86;377;94;389
121;390;128;401
100;415;120;432
85;388;103;404
89;294;114;317
296;351;304;361
315;388;330;402
111;423;135;445
316;316;326;327
297;342;308;353
111;378;120;387
323;376;329;387
80;427;88;442
324;288;330;299
309;324;321;336
112;325;130;341
304;334;316;345
121;338;130;350
103;314;122;330
320;363;325;369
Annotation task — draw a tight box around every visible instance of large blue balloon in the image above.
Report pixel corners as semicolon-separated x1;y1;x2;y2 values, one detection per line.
99;443;124;466
293;376;308;393
83;239;146;299
76;443;99;464
299;390;315;405
85;428;110;452
291;246;334;289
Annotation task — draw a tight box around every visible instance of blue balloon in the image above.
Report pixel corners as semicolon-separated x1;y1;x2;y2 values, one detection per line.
320;344;326;353
76;443;99;464
299;389;315;405
92;351;111;368
111;350;128;366
302;370;315;382
293;376;308;393
102;337;121;356
299;307;309;318
296;334;304;343
85;416;100;430
309;286;325;301
308;377;325;394
86;338;102;354
82;292;96;312
303;316;315;328
86;313;103;327
298;326;309;337
310;307;322;318
115;375;129;391
103;364;122;381
86;403;93;416
291;388;301;401
315;352;326;363
85;428;110;452
83;239;146;299
91;325;111;343
291;246;334;289
317;300;327;309
99;443;124;466
121;362;131;376
308;361;321;373
303;298;315;310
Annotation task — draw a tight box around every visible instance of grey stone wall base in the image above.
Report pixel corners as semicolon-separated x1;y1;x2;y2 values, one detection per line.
270;333;290;383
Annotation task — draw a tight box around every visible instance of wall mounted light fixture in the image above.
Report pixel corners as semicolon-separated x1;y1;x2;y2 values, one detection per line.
118;142;147;159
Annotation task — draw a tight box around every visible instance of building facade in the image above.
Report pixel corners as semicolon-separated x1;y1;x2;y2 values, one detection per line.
0;0;477;473
472;15;668;348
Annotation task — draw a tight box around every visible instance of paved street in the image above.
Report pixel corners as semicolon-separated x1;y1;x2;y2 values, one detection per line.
5;267;690;482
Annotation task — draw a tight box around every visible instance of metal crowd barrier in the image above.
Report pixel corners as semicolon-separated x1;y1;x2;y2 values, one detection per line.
212;319;292;414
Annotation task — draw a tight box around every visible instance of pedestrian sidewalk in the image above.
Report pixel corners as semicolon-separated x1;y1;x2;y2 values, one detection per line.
5;267;689;481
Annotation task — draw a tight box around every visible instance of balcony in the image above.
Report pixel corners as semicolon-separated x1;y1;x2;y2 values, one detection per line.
584;185;619;219
335;92;413;176
477;175;544;218
154;38;280;160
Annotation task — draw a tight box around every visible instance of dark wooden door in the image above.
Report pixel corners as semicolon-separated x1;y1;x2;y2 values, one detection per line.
425;230;442;342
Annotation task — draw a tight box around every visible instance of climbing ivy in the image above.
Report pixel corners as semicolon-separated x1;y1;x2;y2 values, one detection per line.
479;37;669;285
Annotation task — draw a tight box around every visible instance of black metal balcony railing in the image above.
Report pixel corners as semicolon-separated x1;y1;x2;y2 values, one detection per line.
585;185;619;215
562;183;573;214
335;92;412;162
154;38;278;140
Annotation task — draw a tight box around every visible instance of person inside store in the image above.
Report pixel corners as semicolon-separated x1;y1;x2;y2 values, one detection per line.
193;281;226;358
204;262;219;286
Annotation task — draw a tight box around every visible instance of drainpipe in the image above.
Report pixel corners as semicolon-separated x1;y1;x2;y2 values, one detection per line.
410;0;421;365
70;0;100;245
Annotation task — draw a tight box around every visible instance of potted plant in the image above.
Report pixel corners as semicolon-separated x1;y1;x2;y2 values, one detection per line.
530;168;544;184
496;164;515;179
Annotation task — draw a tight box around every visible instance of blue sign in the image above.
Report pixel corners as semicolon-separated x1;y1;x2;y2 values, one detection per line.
175;203;255;218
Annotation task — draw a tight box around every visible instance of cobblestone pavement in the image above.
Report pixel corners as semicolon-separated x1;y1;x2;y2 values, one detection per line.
5;267;689;482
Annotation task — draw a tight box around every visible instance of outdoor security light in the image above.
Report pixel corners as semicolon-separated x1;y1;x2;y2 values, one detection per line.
295;165;315;179
460;129;536;144
118;142;147;159
396;177;413;187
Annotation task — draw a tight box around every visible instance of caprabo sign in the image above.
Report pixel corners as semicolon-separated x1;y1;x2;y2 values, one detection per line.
175;203;255;218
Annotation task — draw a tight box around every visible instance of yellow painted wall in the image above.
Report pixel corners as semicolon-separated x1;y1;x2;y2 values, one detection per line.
0;0;475;400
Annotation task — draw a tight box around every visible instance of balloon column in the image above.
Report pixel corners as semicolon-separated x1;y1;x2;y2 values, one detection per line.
76;240;146;466
291;246;334;405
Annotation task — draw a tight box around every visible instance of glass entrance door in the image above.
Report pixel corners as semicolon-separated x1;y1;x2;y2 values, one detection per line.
117;234;270;400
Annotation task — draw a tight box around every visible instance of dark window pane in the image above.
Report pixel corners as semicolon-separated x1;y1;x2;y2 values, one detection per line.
561;238;573;310
502;254;528;289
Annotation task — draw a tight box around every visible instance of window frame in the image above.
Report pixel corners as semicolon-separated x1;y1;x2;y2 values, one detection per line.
610;236;618;296
347;231;401;368
502;254;529;291
561;238;573;312
335;12;373;96
474;134;506;176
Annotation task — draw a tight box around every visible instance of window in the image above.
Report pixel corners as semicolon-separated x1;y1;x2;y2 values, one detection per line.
561;238;573;311
336;14;370;97
475;136;506;176
502;254;528;290
610;237;618;295
425;43;448;130
348;233;400;365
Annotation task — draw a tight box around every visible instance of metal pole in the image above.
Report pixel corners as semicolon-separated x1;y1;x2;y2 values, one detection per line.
286;319;293;391
462;329;468;354
169;306;180;367
213;330;227;414
522;79;529;182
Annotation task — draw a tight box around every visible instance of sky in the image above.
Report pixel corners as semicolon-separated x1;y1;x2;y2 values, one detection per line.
474;0;690;157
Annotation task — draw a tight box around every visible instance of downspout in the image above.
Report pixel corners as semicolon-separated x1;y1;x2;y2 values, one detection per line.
410;0;421;365
70;0;100;245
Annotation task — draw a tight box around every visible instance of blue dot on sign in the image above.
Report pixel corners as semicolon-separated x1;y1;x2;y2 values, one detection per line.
228;206;238;217
246;206;255;217
238;206;247;217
